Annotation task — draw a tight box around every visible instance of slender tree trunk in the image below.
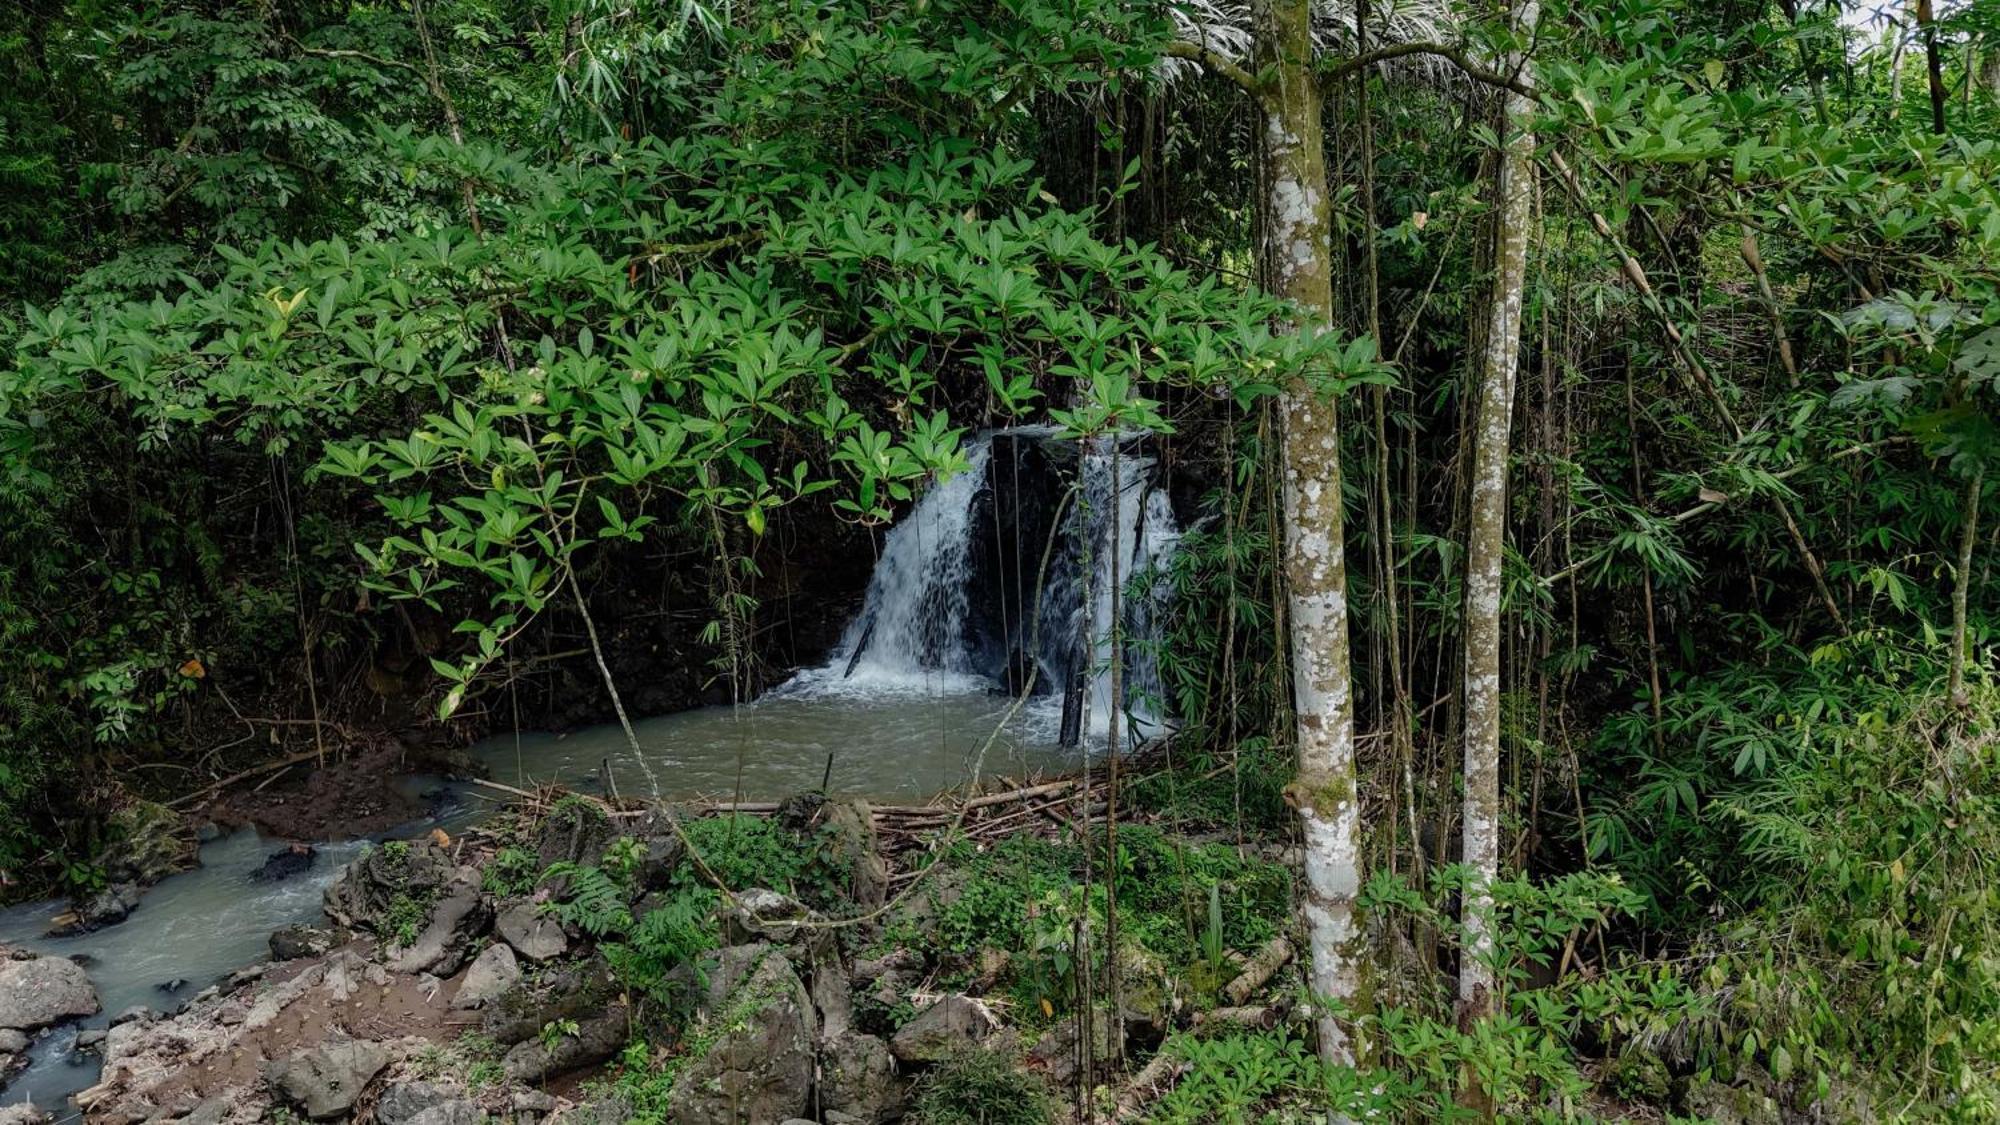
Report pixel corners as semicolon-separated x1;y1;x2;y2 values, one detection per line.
1251;0;1364;1067
1916;0;1948;135
1950;467;1984;710
1460;0;1538;1026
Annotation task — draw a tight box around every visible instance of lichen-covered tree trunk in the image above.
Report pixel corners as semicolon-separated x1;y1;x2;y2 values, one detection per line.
1251;0;1363;1067
1459;0;1538;1024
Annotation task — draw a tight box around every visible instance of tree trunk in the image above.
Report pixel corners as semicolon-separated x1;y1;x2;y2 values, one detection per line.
1916;0;1948;135
1460;0;1539;1026
1251;0;1364;1067
1949;467;1984;710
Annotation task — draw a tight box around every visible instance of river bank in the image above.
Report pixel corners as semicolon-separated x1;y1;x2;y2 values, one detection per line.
0;749;1303;1125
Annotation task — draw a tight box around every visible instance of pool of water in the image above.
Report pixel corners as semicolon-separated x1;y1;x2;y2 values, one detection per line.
471;681;1077;803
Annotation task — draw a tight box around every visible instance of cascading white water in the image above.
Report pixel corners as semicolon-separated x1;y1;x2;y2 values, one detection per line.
804;437;996;694
787;427;1180;750
1037;435;1182;745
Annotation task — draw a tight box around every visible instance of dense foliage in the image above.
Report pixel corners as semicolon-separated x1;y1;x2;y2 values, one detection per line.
5;0;2000;1117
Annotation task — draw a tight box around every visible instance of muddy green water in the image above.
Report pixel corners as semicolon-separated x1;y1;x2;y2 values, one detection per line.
469;685;1076;802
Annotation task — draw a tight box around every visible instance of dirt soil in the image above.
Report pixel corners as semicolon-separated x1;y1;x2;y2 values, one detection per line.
201;744;462;841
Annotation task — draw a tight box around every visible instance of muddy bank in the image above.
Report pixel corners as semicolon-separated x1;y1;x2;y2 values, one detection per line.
199;743;477;844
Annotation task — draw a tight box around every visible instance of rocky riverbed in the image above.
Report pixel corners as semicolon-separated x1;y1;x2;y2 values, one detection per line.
3;785;1195;1125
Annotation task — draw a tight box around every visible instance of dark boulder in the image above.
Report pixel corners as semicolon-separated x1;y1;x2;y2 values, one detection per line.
322;841;454;931
665;945;817;1125
265;1038;392;1120
251;844;319;882
891;995;999;1063
501;1003;630;1083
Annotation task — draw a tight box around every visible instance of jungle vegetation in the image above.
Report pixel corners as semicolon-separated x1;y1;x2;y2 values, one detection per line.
4;0;2000;1117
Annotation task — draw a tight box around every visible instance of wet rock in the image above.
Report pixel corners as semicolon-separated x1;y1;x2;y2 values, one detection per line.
387;871;489;977
666;946;816;1125
48;881;143;935
628;811;688;890
495;902;568;961
511;1089;559;1115
891;995;998;1063
252;844;319;882
179;1095;235;1125
406;1103;484;1125
854;947;923;1016
882;867;968;936
156;977;188;995
101;800;198;887
270;923;339;961
0;951;101;1032
74;1027;107;1050
821;799;889;909
265;1037;392;1119
500;1003;630;1083
227;963;268;988
532;798;619;869
452;942;519;1010
112;1004;154;1026
721;889;831;957
821;1031;901;1123
775;792;827;835
322;841;454;931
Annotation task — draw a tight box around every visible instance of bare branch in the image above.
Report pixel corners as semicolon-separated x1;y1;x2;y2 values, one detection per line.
1321;40;1534;97
1162;39;1265;99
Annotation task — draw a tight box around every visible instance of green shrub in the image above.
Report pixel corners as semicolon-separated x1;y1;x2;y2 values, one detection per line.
910;1048;1054;1125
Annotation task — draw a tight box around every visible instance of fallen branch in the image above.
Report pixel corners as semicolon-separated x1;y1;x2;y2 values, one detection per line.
166;747;330;809
1223;936;1294;1005
1193;1005;1281;1031
1112;1052;1188;1121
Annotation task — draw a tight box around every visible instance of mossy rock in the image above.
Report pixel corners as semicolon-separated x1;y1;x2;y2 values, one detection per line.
101;800;197;887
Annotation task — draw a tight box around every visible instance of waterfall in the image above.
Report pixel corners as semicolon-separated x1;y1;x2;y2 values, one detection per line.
1033;435;1181;745
786;428;1181;749
812;437;996;694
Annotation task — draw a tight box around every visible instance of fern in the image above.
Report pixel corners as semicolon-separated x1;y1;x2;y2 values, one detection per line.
604;888;720;1011
541;862;634;937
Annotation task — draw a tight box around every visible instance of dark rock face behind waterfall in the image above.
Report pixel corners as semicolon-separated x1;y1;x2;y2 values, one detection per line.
806;427;1186;747
963;431;1078;696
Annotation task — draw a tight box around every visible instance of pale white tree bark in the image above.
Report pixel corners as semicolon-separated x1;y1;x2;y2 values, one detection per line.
1250;0;1365;1067
1459;0;1538;1022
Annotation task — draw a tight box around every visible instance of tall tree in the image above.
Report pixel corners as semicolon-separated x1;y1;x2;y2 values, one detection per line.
1252;0;1365;1066
1459;0;1538;1024
1170;0;1369;1066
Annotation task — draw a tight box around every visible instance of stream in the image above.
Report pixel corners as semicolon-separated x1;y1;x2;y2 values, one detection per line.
0;686;1072;1117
